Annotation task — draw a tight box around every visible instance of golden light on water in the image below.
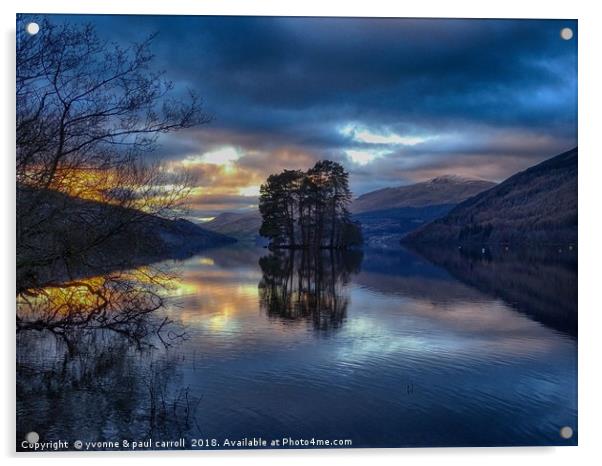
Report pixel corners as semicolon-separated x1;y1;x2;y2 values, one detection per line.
163;265;261;332
237;284;260;297
207;303;235;332
17;276;108;312
167;280;200;297
16;266;179;322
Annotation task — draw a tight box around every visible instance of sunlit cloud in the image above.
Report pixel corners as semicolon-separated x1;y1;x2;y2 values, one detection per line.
181;146;242;172
162;142;324;217
340;124;433;146
346;149;386;165
47;16;576;217
203;147;242;165
340;124;436;166
238;185;261;197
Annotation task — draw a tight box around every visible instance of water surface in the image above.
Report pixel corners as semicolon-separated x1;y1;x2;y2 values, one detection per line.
16;245;577;448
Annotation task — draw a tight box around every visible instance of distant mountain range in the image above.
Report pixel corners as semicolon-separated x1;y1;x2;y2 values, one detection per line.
203;175;496;244
404;148;578;245
203;148;578;247
203;211;263;241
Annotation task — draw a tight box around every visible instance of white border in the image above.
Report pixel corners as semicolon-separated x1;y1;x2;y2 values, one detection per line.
2;1;601;465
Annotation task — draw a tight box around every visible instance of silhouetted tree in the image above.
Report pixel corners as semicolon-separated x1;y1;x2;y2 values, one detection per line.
259;161;362;249
16;16;210;286
259;170;304;247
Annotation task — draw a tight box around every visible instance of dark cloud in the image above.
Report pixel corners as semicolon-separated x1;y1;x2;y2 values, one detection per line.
30;14;578;211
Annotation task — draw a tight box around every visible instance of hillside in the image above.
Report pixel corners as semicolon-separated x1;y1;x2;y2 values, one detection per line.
203;211;263;241
351;175;495;244
353;204;456;245
351;175;496;213
17;187;236;290
404;148;578;245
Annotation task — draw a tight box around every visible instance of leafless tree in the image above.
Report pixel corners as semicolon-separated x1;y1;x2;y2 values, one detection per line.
16;16;210;286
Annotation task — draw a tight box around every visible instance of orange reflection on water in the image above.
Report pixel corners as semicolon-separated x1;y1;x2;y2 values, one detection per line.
17;266;178;322
163;264;261;333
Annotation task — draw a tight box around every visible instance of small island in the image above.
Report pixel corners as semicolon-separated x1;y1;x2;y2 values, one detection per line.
259;160;362;249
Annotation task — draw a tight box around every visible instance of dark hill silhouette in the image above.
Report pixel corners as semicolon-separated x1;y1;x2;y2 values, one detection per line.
17;187;235;290
404;148;578;245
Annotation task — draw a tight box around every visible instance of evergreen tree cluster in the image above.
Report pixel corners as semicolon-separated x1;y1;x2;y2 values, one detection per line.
259;161;362;249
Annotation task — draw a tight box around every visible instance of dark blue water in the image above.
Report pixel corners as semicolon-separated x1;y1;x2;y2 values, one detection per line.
16;245;577;448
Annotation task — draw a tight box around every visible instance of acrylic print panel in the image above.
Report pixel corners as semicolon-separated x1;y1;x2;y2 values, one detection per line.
16;14;577;451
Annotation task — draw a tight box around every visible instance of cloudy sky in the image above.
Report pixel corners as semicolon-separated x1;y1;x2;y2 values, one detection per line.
42;15;578;219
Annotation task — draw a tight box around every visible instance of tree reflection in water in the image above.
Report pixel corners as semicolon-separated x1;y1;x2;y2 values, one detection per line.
16;265;201;449
258;249;363;333
17;266;185;351
17;331;201;449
